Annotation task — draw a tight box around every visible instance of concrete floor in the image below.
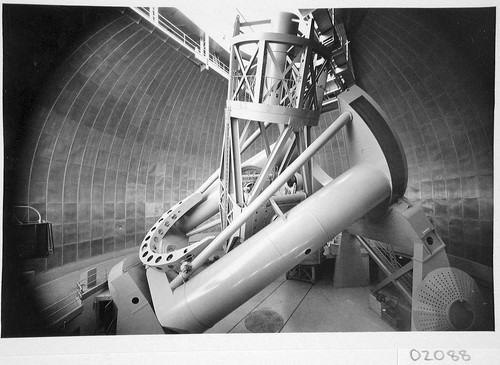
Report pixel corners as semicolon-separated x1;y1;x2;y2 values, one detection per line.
23;228;495;336
29;252;394;334
28;250;496;335
206;264;393;334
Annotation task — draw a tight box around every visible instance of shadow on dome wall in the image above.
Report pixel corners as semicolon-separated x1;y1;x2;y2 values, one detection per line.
1;5;495;337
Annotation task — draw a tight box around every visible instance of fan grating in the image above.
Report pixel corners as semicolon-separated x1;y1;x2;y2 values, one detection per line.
413;267;483;331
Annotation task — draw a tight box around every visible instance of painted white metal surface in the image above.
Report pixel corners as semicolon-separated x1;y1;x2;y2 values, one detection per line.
153;163;391;332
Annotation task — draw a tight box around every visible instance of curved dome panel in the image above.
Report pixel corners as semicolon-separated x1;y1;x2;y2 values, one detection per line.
338;9;493;266
13;11;227;271
8;7;493;273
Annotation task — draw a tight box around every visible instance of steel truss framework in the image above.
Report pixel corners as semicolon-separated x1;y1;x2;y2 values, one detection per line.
107;10;486;335
219;14;332;241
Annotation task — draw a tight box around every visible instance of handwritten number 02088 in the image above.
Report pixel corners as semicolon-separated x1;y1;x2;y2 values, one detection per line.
409;349;471;361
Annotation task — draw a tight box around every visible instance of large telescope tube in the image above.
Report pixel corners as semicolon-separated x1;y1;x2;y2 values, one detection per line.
151;163;391;332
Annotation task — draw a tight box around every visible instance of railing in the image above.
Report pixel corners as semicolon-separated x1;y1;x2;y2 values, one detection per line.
131;7;229;79
131;8;345;112
42;290;82;327
76;268;109;297
41;267;109;330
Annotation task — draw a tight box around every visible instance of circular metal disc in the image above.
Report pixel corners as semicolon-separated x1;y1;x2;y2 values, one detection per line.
413;267;484;331
245;309;284;333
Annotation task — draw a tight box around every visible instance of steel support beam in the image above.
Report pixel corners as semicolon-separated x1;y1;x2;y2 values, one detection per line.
169;111;352;289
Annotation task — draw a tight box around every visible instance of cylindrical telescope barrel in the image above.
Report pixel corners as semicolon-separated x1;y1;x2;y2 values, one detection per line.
156;163;391;332
169;112;352;289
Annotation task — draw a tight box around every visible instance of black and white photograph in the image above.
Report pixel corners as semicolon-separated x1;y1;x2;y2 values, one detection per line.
1;1;498;363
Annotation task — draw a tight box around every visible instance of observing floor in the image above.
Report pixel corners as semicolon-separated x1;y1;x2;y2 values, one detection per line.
29;251;395;334
207;262;394;333
26;250;495;335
